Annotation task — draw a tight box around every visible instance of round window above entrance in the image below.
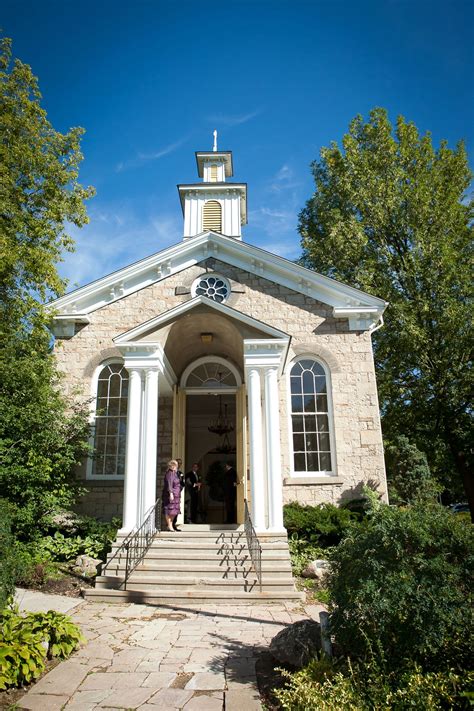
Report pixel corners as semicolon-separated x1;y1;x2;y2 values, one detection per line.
192;274;230;303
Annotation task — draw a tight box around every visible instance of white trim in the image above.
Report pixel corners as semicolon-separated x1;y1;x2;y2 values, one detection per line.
48;233;387;332
181;355;242;389
286;354;338;479
87;358;127;481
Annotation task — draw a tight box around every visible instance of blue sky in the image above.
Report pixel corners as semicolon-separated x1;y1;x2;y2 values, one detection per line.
3;0;473;290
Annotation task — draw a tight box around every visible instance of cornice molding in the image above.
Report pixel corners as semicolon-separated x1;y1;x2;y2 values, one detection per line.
48;232;387;332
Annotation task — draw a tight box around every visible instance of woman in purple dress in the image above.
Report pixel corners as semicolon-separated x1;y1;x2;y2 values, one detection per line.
162;459;181;532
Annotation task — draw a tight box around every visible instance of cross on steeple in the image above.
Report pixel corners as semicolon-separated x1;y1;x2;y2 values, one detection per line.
213;129;218;152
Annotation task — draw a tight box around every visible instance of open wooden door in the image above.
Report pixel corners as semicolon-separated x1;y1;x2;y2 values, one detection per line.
172;385;186;523
236;384;247;524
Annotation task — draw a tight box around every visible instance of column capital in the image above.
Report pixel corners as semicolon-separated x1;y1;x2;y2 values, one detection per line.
243;338;289;376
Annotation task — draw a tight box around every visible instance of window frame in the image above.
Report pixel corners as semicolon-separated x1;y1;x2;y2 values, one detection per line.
286;355;337;477
86;359;128;480
191;273;231;304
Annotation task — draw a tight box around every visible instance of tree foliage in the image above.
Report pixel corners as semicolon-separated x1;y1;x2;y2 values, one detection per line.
299;108;473;513
0;37;94;538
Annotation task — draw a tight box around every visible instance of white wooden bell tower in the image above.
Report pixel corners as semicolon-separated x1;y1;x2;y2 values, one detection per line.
177;134;247;240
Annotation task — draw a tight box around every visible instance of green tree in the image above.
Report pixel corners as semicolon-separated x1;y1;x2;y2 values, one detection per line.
299;108;473;517
385;435;440;505
0;37;94;537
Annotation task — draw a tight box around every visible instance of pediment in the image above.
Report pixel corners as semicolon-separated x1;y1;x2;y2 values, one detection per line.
49;232;387;332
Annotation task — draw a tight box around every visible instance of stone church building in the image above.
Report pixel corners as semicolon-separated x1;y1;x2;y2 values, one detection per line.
50;145;388;537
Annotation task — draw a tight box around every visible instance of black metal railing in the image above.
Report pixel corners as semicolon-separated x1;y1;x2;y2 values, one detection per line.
102;498;161;590
244;499;262;592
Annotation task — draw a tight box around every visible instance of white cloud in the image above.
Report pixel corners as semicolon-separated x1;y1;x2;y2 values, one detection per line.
267;163;302;193
116;136;189;172
59;207;182;288
206;109;262;128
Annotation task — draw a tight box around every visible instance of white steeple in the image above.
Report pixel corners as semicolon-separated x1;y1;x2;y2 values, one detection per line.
177;136;247;240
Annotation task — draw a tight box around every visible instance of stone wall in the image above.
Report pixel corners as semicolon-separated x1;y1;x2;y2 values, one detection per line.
55;257;387;521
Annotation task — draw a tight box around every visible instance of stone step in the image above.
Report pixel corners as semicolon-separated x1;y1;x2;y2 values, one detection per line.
85;588;305;604
103;564;291;580
137;561;291;574
124;576;297;593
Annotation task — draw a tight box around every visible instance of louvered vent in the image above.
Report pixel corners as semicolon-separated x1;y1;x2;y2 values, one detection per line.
210;164;218;182
203;200;222;232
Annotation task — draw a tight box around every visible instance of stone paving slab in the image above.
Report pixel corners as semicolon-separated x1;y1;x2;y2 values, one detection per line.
15;595;317;710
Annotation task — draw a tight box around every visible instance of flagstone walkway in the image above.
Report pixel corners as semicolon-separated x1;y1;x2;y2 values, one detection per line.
16;593;323;710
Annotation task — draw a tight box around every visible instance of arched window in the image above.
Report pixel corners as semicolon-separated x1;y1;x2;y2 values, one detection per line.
203;200;222;232
91;363;129;478
181;357;241;390
290;358;333;474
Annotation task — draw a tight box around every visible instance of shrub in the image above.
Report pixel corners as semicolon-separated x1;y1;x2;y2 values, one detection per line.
284;502;356;546
274;657;474;710
0;500;16;610
287;536;328;576
0;604;83;690
328;502;474;672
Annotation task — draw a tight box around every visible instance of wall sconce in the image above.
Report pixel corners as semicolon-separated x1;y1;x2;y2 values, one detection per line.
200;333;213;343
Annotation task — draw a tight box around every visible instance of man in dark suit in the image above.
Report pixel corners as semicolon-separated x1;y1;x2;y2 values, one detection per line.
185;463;201;523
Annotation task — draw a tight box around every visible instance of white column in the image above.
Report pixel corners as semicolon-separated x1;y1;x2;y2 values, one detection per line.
265;366;284;530
121;367;143;533
247;367;265;530
142;368;159;522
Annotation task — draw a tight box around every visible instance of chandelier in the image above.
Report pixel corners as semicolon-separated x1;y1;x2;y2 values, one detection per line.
208;375;234;436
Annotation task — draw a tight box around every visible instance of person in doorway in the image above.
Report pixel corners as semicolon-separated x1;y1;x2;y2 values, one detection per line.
173;458;185;531
162;459;181;532
224;463;238;524
185;463;201;524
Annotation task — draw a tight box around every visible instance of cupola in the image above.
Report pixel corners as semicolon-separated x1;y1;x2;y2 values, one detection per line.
177;132;247;240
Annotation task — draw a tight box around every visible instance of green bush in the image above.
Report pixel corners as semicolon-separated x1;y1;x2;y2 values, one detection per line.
288;536;328;576
328;502;474;672
36;516;120;564
0;604;83;690
274;657;474;710
284;502;356;546
0;500;16;610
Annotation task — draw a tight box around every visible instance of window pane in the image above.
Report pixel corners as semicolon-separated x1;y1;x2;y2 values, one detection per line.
305;432;318;451
306;452;319;471
292;415;304;432
319;452;332;471
317;414;329;432
304;415;317;432
302;371;314;393
290;376;302;394
318;432;331;451
316;395;328;412
294;453;306;471
116;457;125;477
106;418;119;435
97;380;108;398
105;436;119;457
291;362;303;375
109;363;122;373
299;359;314;370
293;434;305;451
109;374;121;398
311;362;325;376
291;396;303;413
120;398;128;416
104;457;116;476
95;418;107;437
315;376;327;394
303;395;316;412
107;399;120;417
96;397;108;414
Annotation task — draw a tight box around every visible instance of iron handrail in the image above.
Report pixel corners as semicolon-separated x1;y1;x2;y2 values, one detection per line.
244;499;262;592
102;498;161;590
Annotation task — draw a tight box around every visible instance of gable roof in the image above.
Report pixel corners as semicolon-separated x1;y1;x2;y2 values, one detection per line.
48;231;387;331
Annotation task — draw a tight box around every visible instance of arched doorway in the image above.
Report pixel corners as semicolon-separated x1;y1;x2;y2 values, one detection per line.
179;357;246;524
